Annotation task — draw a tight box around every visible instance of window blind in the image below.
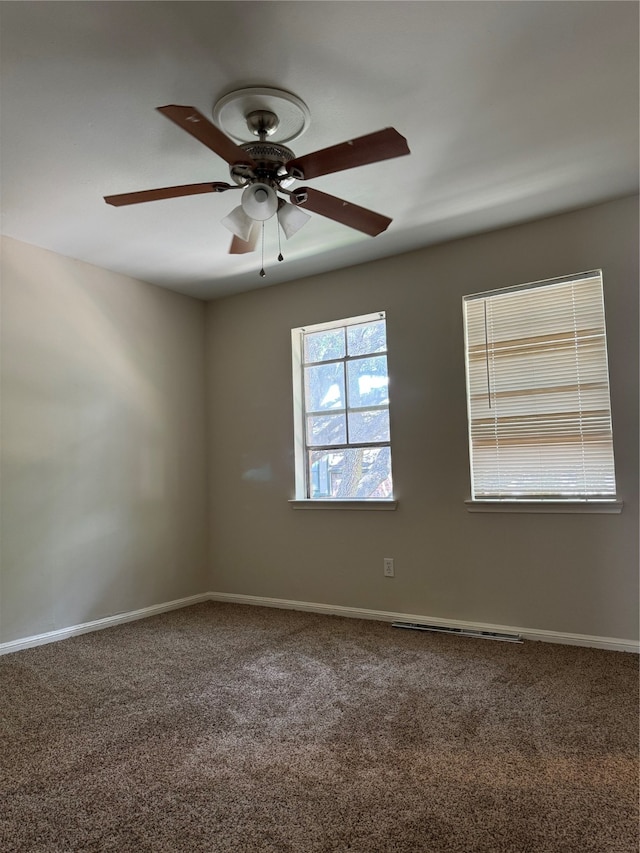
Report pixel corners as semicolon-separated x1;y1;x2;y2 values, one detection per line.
463;271;617;500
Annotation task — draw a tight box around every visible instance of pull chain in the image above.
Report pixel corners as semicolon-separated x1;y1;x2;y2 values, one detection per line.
258;217;284;276
277;217;284;262
259;222;266;278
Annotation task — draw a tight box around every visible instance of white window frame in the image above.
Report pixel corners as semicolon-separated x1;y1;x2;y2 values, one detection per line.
290;311;397;509
463;270;622;513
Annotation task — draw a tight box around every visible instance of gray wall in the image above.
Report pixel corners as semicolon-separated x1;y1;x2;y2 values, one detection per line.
1;237;209;643
205;195;639;641
2;196;637;647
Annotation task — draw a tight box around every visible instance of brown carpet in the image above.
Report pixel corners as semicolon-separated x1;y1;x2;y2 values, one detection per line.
1;602;638;853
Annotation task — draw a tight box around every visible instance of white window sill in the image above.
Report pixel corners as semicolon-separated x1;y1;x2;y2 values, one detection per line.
290;499;398;511
465;499;623;514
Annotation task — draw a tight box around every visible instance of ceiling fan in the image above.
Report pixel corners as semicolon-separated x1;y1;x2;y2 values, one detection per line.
104;87;410;274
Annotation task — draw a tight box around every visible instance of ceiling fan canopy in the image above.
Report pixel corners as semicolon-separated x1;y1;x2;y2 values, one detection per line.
104;87;410;263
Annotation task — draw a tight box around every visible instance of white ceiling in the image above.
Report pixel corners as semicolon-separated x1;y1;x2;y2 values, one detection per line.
1;1;638;300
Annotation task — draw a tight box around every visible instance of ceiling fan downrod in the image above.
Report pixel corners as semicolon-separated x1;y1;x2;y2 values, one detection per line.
246;110;279;142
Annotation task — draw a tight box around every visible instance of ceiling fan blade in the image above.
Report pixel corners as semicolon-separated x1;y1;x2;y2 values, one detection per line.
229;223;259;254
291;187;392;236
104;182;237;207
286;128;409;181
157;105;256;168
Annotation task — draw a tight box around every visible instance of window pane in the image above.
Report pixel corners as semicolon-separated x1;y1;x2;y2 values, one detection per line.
306;413;346;447
294;312;393;502
348;409;390;443
304;328;345;363
347;356;389;408
304;362;344;412
308;447;393;499
347;320;386;356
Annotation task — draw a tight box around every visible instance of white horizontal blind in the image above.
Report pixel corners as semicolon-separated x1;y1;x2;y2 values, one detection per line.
463;271;616;500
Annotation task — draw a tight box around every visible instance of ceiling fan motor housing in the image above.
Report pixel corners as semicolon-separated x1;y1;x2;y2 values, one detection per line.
230;142;295;188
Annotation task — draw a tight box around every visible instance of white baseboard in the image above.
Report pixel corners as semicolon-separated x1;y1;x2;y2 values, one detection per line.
208;592;640;654
2;590;637;656
0;593;210;656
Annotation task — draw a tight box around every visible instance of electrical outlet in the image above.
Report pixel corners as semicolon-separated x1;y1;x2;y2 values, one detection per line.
383;557;394;577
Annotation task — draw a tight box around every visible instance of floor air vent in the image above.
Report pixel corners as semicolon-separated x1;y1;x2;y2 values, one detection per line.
392;622;523;643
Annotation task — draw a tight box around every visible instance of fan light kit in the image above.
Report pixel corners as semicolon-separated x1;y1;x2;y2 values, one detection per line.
104;87;410;276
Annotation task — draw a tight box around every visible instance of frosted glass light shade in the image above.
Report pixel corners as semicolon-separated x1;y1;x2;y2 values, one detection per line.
221;206;255;242
241;182;278;221
277;202;311;239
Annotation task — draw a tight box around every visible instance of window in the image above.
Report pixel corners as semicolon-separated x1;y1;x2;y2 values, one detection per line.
463;270;617;502
291;312;394;501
